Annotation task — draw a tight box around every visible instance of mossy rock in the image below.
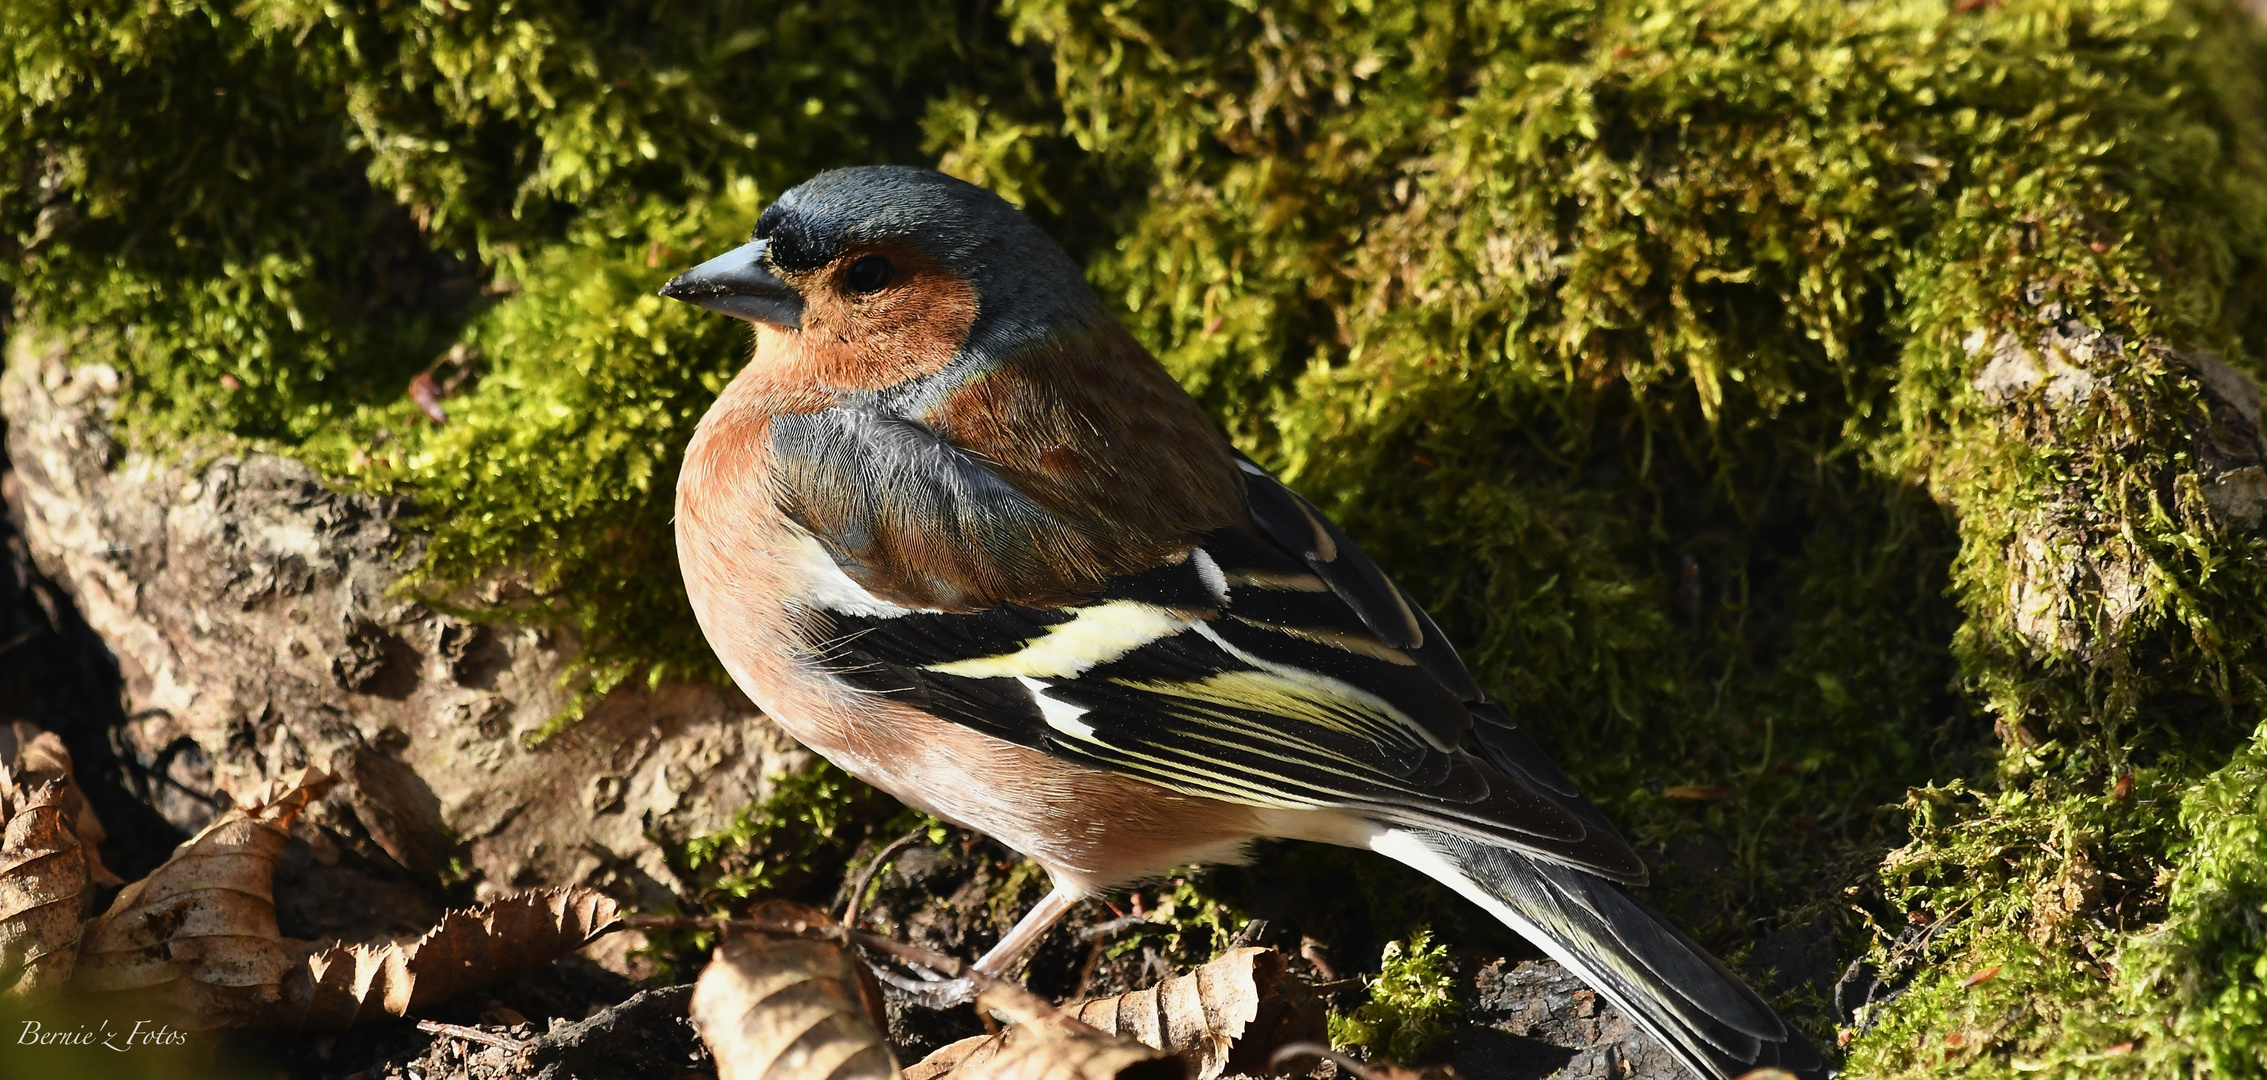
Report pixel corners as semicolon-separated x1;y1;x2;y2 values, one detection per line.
9;0;2267;1073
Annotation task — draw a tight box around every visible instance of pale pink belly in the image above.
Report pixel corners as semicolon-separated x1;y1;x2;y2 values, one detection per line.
677;520;1269;895
763;686;1269;893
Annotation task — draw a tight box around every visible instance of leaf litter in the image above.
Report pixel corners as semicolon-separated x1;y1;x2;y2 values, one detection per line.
0;724;1337;1080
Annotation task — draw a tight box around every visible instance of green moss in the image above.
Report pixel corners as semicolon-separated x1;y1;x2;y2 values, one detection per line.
1;0;1050;694
14;1;2267;1068
990;1;2267;1070
1099;874;1252;973
623;761;917;978
2120;720;2267;1074
327;188;768;716
1328;930;1462;1064
682;760;896;905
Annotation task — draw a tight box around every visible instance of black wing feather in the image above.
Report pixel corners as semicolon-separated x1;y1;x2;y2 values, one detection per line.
1235;455;1424;649
793;456;1642;884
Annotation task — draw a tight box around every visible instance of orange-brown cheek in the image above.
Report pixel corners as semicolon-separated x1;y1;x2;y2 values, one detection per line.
792;256;981;394
732;328;834;411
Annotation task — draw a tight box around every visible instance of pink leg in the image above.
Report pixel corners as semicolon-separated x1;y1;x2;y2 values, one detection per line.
876;881;1082;1008
974;884;1080;977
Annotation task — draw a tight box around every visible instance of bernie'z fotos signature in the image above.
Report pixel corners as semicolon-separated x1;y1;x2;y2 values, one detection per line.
18;1019;189;1050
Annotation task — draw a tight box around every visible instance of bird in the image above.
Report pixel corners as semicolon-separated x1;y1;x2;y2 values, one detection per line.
660;165;1827;1080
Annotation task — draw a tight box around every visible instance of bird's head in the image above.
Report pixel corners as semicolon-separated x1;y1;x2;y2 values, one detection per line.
665;166;1247;597
660;166;1107;390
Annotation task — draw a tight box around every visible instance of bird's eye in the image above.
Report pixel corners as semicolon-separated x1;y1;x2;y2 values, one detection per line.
843;254;894;294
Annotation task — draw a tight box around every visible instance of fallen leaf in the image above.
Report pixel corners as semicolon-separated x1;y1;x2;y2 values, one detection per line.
691;910;897;1080
911;948;1317;1080
275;886;621;1030
1360;1067;1455;1080
909;1018;1183;1080
1961;965;2000;987
0;767;89;997
409;370;448;424
72;767;334;1028
1269;1042;1456;1080
1662;785;1736;801
1060;948;1319;1079
1;722;121;886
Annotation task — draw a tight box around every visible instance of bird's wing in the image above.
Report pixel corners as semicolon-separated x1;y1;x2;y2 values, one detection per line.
767;404;1120;613
779;430;1643;883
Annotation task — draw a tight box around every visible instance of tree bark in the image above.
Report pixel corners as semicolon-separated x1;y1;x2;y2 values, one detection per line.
2;332;804;934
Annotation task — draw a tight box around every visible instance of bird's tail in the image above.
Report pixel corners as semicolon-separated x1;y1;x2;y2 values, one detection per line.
1371;827;1828;1080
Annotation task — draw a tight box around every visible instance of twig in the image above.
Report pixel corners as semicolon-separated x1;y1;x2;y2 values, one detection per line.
1075;914;1158;942
841;825;932;930
1075;935;1107;1002
1300;936;1339;982
416;1019;529;1054
1272;1041;1378;1080
0;626;42;658
1069;911;1180;999
622;913;1071;1026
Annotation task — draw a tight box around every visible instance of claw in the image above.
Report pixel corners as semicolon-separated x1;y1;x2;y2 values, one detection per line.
873;965;978;1008
868;882;1083;1014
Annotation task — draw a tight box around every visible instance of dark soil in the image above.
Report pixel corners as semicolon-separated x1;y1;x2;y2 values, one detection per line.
238;967;708;1080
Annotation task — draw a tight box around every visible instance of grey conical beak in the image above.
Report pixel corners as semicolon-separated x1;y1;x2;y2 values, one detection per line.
659;239;804;329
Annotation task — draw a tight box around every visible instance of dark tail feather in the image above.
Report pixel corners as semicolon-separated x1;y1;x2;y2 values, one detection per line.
1374;827;1828;1080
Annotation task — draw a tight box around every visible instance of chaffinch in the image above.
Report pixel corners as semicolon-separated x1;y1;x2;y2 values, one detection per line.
661;166;1824;1080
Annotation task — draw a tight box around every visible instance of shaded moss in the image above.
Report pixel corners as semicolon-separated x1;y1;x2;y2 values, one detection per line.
993;2;2267;1071
2;0;1049;692
1100;875;1251;973
12;1;2267;1071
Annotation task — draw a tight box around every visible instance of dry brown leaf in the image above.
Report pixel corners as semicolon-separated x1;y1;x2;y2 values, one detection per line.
1062;948;1320;1080
1346;1067;1458;1080
1960;965;2001;988
71;766;334;1028
691;912;898;1080
275;885;622;1029
1268;1044;1459;1080
909;948;1317;1080
907;1017;1184;1080
0;767;89;997
1;721;120;886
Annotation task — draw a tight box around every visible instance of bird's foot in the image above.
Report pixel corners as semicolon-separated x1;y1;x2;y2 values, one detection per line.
871;965;978;1009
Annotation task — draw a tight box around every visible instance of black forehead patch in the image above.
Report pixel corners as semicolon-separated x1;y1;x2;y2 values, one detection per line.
753;187;841;274
756;207;840;274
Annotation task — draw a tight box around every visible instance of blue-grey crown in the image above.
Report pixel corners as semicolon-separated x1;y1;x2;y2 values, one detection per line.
755;166;1105;359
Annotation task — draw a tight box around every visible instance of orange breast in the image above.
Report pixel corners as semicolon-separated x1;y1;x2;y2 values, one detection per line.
674;356;1269;892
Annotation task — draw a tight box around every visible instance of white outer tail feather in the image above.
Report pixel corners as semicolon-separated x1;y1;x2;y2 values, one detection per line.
1368;826;1824;1080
